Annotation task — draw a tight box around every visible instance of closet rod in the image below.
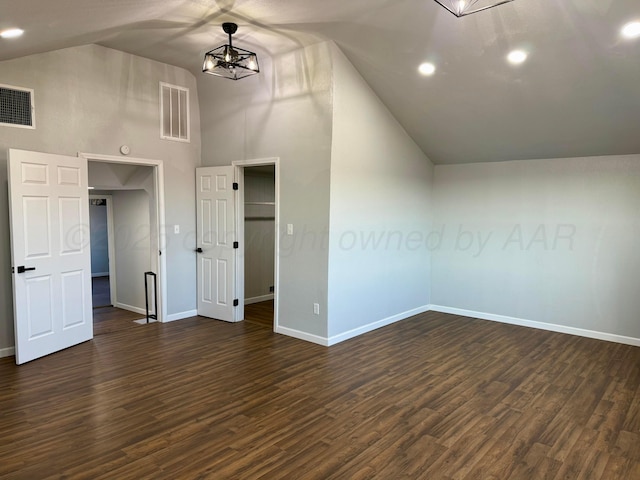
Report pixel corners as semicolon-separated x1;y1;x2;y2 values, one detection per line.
245;216;276;221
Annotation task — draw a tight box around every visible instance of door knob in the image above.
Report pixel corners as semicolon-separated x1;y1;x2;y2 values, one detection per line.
195;248;203;253
17;266;36;274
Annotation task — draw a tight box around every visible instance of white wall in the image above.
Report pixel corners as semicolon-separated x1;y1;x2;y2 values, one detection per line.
198;42;334;339
0;44;201;351
432;155;640;341
112;190;152;310
327;44;434;341
244;170;275;301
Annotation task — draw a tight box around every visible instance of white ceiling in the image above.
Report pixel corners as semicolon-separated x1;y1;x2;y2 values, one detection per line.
1;0;639;164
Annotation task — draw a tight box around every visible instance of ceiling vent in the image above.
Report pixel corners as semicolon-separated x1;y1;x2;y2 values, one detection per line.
0;84;35;129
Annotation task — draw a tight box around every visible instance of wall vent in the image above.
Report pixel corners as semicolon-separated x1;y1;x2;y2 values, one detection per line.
0;84;35;129
160;82;190;142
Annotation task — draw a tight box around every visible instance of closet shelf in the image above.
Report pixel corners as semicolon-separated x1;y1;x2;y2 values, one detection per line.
245;202;275;206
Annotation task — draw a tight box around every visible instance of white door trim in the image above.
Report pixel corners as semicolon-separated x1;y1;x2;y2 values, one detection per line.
89;194;116;306
232;158;280;331
78;152;167;323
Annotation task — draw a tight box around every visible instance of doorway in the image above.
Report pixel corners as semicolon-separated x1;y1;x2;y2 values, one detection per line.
234;158;280;331
81;152;167;324
242;165;276;329
89;195;115;308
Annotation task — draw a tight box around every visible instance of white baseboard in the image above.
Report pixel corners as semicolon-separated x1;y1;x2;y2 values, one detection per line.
327;305;432;346
0;346;15;359
428;305;640;347
91;272;109;278
245;294;274;305
165;310;198;323
115;303;146;316
275;326;329;346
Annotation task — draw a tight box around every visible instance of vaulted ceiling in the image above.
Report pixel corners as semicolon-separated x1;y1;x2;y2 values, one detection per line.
1;0;639;164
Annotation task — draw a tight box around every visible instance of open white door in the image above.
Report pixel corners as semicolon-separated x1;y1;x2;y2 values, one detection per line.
8;149;93;365
196;166;236;322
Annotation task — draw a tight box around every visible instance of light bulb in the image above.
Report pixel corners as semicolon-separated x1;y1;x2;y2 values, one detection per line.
205;57;215;71
248;59;257;71
622;21;640;39
0;28;24;39
507;50;528;65
418;62;436;76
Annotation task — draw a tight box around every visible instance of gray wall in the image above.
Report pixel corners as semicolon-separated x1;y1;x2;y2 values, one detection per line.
432;155;640;339
198;42;333;339
89;202;109;275
112;190;151;310
244;170;275;301
0;164;12;352
0;44;201;350
327;44;434;339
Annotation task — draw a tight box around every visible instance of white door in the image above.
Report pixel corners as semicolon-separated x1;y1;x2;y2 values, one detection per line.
8;149;93;365
196;166;236;322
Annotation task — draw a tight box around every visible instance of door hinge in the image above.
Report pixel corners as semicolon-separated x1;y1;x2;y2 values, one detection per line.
233;241;239;249
233;299;239;307
233;182;239;190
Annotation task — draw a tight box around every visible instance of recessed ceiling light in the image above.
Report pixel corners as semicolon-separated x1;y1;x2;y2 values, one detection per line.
621;21;640;39
418;62;436;76
507;50;528;65
1;28;24;39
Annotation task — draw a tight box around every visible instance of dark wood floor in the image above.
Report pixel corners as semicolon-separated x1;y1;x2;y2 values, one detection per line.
244;300;274;329
93;306;144;336
91;275;111;308
0;309;639;479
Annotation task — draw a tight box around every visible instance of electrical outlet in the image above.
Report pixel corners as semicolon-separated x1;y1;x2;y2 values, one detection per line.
174;225;180;234
269;286;274;293
287;224;294;235
313;303;320;315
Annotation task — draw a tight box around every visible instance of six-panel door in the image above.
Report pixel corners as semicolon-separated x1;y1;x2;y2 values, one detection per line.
8;149;93;364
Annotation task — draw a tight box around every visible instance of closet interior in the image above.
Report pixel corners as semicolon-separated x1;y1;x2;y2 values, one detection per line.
243;166;276;327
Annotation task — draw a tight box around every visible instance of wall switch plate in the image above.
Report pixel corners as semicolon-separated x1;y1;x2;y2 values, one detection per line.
313;303;320;315
174;225;180;234
287;224;294;235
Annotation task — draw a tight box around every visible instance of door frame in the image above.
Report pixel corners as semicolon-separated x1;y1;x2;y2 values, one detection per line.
79;152;167;323
89;194;116;307
232;158;280;330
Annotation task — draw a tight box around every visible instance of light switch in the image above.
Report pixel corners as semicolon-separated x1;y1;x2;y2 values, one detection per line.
287;224;294;235
174;225;180;234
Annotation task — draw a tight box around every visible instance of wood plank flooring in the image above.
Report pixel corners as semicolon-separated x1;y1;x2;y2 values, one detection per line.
0;310;639;479
244;300;274;329
91;276;111;308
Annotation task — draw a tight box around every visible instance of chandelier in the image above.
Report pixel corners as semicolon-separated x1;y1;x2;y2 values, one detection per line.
202;23;259;80
434;0;515;17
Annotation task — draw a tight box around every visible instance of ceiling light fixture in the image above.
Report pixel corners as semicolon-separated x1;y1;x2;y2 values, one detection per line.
202;23;259;80
419;63;436;76
433;0;515;17
507;50;528;65
1;28;24;39
621;21;640;39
